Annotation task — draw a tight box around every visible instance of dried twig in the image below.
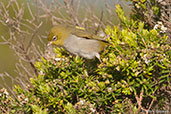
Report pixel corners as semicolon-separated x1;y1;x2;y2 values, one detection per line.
135;89;148;114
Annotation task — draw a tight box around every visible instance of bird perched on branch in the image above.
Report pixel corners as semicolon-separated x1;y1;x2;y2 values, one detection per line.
47;25;108;61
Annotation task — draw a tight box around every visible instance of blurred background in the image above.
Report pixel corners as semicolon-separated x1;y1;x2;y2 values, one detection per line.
0;0;131;92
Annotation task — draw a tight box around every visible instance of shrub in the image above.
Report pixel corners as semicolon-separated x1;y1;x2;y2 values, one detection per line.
128;0;171;42
1;4;170;114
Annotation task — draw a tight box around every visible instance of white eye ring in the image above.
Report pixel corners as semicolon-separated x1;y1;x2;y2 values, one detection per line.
52;36;57;41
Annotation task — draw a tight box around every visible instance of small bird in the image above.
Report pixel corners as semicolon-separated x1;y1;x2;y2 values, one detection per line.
47;25;108;61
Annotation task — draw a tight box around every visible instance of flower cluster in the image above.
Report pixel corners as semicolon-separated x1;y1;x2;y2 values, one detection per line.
153;21;167;33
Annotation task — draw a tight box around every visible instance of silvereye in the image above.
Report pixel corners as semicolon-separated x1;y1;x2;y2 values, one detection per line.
47;25;108;61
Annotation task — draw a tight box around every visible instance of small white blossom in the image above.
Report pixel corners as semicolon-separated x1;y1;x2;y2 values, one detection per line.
18;95;20;99
143;54;151;64
0;93;2;97
90;108;96;112
153;21;167;33
159;59;164;62
39;70;44;75
54;58;65;61
24;98;28;102
145;59;151;64
158;21;162;25
153;24;159;30
158;0;163;3
54;58;61;61
144;54;147;58
120;42;125;44
79;100;85;105
160;25;167;33
4;91;9;96
94;22;99;27
107;87;112;92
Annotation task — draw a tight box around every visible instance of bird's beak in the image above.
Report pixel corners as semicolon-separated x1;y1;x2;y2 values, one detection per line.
47;41;53;46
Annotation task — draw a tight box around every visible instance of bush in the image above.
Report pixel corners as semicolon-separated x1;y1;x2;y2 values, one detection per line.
128;0;171;42
0;5;170;114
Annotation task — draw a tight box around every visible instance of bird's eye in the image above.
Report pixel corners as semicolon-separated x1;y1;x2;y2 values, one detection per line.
52;36;57;41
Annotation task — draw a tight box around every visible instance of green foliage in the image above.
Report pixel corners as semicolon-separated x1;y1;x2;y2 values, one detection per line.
0;5;170;114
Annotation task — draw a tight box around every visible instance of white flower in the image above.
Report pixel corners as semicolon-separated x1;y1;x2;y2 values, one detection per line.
39;70;44;75
24;98;28;102
79;100;85;105
153;24;159;29
158;0;163;3
120;42;125;44
18;95;21;99
4;91;9;96
160;25;167;33
154;21;167;33
90;108;96;112
94;22;99;27
145;59;151;64
159;59;164;62
157;21;163;25
54;58;65;61
107;87;112;92
144;54;147;58
54;58;61;61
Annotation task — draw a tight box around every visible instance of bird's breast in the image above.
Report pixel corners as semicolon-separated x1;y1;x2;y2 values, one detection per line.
63;35;103;59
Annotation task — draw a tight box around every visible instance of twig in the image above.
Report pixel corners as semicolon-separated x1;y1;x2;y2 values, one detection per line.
95;9;104;35
135;89;149;114
26;21;43;53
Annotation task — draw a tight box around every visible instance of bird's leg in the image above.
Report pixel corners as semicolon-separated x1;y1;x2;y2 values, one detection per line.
95;53;102;63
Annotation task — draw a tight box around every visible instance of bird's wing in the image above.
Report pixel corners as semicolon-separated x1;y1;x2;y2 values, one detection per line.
71;29;109;43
